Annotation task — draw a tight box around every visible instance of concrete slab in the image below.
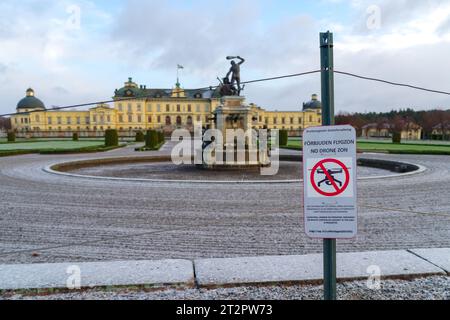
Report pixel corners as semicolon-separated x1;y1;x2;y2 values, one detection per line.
195;254;324;287
0;259;194;291
409;248;450;273
195;250;446;287
336;250;445;279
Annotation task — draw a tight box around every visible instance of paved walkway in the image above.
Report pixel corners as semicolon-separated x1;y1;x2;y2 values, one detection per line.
0;248;448;291
0;142;448;264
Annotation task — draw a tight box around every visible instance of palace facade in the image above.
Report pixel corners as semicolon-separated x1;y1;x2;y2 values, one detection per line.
11;78;322;137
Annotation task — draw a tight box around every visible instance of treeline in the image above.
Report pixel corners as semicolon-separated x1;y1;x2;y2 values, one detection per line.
336;108;450;139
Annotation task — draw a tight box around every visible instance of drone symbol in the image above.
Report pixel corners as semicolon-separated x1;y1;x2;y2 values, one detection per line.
317;168;343;187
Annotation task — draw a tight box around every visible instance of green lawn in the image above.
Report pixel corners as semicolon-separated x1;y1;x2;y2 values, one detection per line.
0;141;104;151
284;139;450;155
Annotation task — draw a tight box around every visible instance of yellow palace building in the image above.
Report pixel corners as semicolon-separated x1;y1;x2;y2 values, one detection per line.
11;78;322;137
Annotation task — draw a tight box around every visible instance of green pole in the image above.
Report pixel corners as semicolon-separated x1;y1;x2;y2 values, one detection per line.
320;31;337;300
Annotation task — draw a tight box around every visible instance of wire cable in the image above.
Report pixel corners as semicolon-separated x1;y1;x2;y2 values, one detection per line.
0;70;322;118
334;70;450;96
2;68;449;118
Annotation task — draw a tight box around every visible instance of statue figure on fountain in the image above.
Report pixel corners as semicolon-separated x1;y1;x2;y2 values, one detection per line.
219;56;245;96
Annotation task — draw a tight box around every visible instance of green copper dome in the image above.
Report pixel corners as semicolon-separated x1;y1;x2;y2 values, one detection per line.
17;88;45;110
303;94;322;110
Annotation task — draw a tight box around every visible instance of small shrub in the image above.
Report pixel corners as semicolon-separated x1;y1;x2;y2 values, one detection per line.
135;131;145;142
392;132;402;144
279;130;288;146
7;132;16;142
72;133;79;141
145;130;158;148
105;129;119;147
158;131;165;143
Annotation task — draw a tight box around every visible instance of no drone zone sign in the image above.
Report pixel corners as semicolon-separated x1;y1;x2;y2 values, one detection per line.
303;125;358;239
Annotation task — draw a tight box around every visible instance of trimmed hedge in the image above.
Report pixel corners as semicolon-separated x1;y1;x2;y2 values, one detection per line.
105;129;119;147
7;132;15;142
158;131;165;144
145;130;158;149
392;132;402;144
72;133;79;141
135;131;145;142
279;130;288;146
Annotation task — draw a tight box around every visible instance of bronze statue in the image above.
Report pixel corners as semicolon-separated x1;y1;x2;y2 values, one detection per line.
226;56;245;96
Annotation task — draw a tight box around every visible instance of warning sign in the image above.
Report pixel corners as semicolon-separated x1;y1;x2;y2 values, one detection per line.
303;125;358;239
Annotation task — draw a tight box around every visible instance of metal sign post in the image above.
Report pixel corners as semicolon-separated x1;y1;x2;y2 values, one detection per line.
320;31;336;301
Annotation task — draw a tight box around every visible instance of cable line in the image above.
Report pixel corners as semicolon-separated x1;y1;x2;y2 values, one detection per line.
334;70;450;96
2;68;449;118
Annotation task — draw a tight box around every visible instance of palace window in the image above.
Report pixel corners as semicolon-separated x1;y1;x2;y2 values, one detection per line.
35;115;40;122
57;117;62;125
282;118;286;125
118;103;123;112
157;104;161;112
93;116;97;123
309;115;313;122
166;116;171;125
187;116;193;125
176;116;182;126
196;105;200;113
157;116;161;123
76;117;81;125
205;105;210;112
137;115;142;123
107;115;111;123
197;115;201;122
137;104;142;112
187;105;192;112
128;115;133;123
290;118;294;124
148;116;152;123
147;105;152;113
166;105;170;112
128;104;132;113
67;117;71;125
273;118;277;124
85;117;90;124
119;115;123;123
177;105;181;112
298;117;302;123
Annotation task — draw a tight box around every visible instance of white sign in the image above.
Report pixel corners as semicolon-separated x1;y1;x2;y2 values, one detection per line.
303;125;358;239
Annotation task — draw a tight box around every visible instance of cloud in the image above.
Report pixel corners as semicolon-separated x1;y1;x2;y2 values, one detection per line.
0;0;450;115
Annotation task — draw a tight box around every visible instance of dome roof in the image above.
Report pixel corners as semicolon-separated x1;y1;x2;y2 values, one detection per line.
17;88;45;110
303;94;322;110
114;77;145;98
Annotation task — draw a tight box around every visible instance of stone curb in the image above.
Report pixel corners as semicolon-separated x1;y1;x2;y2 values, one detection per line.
42;161;427;185
0;259;194;292
0;249;447;292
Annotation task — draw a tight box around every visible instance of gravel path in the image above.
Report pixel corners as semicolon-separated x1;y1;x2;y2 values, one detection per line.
0;142;449;264
3;276;449;300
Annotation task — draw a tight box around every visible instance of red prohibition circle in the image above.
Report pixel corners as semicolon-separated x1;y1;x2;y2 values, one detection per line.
310;158;350;197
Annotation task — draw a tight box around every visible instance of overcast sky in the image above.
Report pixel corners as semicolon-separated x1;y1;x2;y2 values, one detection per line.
1;0;450;115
